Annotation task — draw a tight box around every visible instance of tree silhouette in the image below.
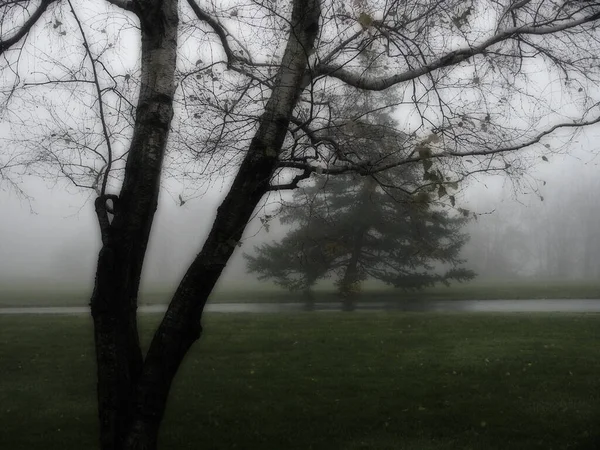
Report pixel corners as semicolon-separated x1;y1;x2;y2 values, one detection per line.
247;173;474;309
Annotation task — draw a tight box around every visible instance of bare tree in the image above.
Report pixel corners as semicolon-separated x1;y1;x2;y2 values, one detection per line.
1;0;600;448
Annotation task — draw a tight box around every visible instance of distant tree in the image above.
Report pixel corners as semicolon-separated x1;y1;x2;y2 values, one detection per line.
461;211;533;279
465;166;600;281
246;173;475;309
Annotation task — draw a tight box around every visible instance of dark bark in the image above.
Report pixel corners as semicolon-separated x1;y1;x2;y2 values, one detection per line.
118;1;322;448
302;279;317;311
338;179;375;310
339;235;362;312
89;0;320;447
90;1;178;449
0;0;58;56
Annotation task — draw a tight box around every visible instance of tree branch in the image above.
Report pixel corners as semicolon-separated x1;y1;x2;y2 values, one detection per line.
186;0;254;68
445;114;600;157
105;0;135;12
67;0;115;197
278;113;600;176
315;11;600;91
94;194;120;246
268;168;312;191
0;0;57;56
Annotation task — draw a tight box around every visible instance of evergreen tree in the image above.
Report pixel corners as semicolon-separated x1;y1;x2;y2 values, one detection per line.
245;173;475;308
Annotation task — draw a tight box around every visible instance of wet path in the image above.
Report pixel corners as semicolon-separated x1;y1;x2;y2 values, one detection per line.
1;299;600;315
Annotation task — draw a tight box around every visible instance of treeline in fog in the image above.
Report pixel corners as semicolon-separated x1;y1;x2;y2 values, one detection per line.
462;164;600;281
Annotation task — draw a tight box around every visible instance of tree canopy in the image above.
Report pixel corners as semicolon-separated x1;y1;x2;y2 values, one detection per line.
246;173;475;300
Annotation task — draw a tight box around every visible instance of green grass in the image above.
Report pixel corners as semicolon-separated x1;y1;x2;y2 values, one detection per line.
399;279;600;301
1;313;599;449
2;279;600;307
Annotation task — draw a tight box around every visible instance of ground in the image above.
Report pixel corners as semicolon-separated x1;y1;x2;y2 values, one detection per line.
2;279;600;307
1;312;599;449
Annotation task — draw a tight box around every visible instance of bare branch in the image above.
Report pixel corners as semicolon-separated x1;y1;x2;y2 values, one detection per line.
268;167;312;191
316;11;600;91
105;0;135;12
278;112;600;178
67;0;115;197
94;194;120;246
186;0;238;63
446;113;600;157
0;0;57;56
186;0;265;69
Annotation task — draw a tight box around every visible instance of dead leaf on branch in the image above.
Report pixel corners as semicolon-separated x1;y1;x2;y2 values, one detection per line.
358;12;374;29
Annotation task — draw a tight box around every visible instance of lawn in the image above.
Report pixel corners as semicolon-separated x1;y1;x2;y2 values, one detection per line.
0;313;599;449
2;279;600;308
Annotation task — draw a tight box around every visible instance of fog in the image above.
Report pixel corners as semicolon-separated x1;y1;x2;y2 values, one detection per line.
2;133;600;294
0;176;282;291
460;151;600;281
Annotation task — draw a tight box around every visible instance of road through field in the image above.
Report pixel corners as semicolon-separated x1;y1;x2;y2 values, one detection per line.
1;299;600;314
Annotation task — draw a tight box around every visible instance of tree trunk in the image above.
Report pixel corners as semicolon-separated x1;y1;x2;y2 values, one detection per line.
339;243;361;311
302;278;318;311
338;178;376;310
90;1;322;449
90;1;178;449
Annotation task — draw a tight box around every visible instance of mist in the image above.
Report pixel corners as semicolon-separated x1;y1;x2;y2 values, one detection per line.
2;141;600;295
0;176;281;292
459;150;600;282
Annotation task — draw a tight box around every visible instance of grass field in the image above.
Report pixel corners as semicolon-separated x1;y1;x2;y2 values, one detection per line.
2;279;600;308
1;313;599;449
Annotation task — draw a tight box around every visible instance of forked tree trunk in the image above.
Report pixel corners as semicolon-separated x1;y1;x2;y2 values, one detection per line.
90;1;321;449
90;1;179;449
